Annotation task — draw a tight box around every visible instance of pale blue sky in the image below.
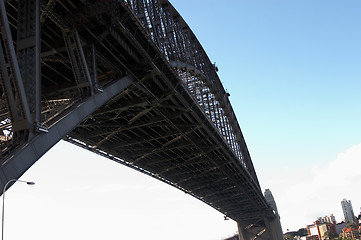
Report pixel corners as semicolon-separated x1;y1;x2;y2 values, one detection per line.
171;0;361;169
172;0;361;231
3;1;361;239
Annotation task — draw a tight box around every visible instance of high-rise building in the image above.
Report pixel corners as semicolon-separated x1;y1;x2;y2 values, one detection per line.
317;214;336;224
341;198;355;223
330;214;336;224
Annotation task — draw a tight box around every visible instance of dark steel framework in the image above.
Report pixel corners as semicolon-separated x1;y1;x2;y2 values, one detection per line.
0;1;282;239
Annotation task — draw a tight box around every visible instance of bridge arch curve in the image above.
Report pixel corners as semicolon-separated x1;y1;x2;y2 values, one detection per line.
0;0;282;238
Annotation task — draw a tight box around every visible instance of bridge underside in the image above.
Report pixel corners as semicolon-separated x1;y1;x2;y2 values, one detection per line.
65;62;267;223
0;0;280;239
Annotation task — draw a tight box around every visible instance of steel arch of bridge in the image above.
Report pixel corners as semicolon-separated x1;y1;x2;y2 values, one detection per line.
0;0;282;239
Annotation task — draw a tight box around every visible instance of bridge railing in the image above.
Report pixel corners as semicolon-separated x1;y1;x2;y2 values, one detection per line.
123;0;260;186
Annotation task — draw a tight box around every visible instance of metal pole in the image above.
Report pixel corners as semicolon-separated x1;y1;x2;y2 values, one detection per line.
2;179;34;240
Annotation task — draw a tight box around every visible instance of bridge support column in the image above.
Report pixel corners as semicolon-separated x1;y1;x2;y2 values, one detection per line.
264;215;283;240
237;222;250;240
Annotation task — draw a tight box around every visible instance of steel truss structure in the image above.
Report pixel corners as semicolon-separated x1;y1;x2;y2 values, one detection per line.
0;1;282;239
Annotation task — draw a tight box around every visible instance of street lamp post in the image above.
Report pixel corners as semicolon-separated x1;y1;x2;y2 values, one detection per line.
2;179;35;240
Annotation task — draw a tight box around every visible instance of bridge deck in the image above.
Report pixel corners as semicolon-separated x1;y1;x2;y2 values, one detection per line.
64;0;269;223
0;0;274;228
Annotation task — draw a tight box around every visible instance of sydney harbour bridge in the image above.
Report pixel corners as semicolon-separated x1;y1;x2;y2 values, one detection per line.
0;0;283;239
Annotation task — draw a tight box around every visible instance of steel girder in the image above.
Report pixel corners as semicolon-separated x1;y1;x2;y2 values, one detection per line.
124;0;260;186
0;75;133;191
0;1;280;239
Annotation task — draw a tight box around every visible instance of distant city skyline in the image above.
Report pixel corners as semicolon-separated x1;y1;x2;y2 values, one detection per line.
316;214;336;224
301;199;361;239
298;197;359;229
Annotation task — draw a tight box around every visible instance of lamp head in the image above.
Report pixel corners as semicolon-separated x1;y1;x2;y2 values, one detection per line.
26;182;35;185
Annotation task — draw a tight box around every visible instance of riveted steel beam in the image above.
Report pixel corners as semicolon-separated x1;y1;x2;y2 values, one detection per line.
0;76;133;193
0;0;34;135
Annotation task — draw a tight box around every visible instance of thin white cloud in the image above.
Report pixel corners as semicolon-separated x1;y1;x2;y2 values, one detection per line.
261;143;361;231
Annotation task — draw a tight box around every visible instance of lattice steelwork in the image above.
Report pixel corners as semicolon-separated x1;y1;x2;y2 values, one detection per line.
0;1;283;239
123;0;260;183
